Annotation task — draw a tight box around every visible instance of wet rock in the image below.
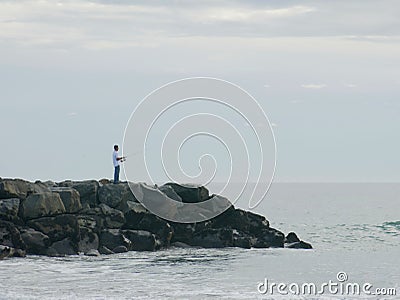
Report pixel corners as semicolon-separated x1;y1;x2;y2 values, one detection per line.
253;228;285;248
285;241;313;249
0;245;26;259
171;241;193;248
21;192;66;220
47;238;77;256
99;245;114;255
59;180;99;208
0;198;20;223
27;214;79;243
191;228;233;248
285;232;300;243
0;220;25;249
170;222;196;244
20;227;51;255
50;187;82;213
99;229;131;251
85;249;100;256
112;245;128;253
0;178;49;200
232;230;254;249
163;183;209;203
78;227;99;253
122;230;156;251
98;183;137;209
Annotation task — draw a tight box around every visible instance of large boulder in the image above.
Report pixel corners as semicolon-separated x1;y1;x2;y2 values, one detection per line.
20;227;51;255
21;192;66;220
47;238;77;256
0;198;20;223
98;204;125;229
122;230;156;251
191;228;233;248
0;178;49;200
253;228;285;248
0;245;26;259
98;183;137;209
58;180;99;208
0;220;25;249
284;232;312;249
27;214;79;243
157;185;182;202
99;229;131;251
50;187;82;213
162;183;209;203
78;227;99;253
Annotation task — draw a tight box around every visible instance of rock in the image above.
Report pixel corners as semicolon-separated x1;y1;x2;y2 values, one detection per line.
20;227;51;255
98;183;137;209
0;245;26;259
99;229;131;251
171;241;193;248
58;180;99;208
21;192;66;220
163;183;209;203
99;178;111;185
0;220;25;249
0;178;49;200
118;200;140;214
47;238;77;256
122;230;156;251
77;215;97;231
157;185;182;202
170;222;196;244
85;249;100;256
98;204;125;229
285;241;313;249
78;227;99;253
191;228;233;248
253;228;285;248
112;245;128;253
50;187;82;213
99;245;114;255
0;198;20;223
285;232;300;243
27;214;79;243
232;230;253;249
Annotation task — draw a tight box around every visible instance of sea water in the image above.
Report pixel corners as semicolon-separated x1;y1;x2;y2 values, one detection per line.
0;183;399;299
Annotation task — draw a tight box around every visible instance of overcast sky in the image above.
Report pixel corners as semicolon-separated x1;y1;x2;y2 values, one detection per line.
1;0;399;183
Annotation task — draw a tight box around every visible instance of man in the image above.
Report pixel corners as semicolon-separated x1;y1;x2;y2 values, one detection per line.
112;145;125;184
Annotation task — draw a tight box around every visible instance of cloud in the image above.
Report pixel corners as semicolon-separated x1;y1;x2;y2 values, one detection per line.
67;112;78;117
301;84;327;89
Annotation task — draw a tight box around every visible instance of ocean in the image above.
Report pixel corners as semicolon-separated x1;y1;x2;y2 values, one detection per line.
1;183;399;299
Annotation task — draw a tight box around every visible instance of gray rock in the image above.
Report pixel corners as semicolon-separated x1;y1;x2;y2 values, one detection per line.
99;229;131;251
158;185;182;202
98;204;125;229
50;187;82;213
85;249;100;256
98;183;137;209
122;230;156;251
0;178;49;200
99;245;114;255
0;220;25;249
112;245;128;253
21;192;66;220
0;198;20;222
171;241;193;248
253;228;285;248
27;214;79;243
47;238;77;256
58;180;99;208
20;227;50;255
78;227;99;253
285;241;313;249
191;228;233;248
285;232;300;243
0;245;26;259
163;182;209;203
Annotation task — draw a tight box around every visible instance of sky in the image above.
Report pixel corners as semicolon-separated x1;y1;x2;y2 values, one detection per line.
1;0;400;183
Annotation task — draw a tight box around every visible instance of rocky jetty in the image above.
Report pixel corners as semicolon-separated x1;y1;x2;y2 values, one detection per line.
0;178;312;259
